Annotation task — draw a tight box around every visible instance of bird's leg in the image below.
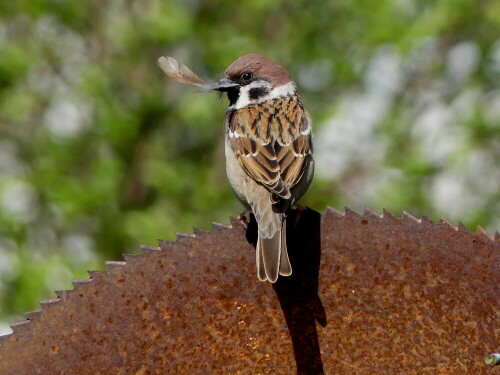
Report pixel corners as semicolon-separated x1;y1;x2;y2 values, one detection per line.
238;208;249;230
293;203;306;227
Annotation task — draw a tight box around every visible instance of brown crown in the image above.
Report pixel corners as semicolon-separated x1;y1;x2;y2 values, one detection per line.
225;54;293;87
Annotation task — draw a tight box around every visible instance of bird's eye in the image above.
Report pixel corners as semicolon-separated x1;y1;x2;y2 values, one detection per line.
241;72;253;81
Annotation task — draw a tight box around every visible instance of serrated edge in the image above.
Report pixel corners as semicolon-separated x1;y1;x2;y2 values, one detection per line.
87;270;105;280
144;244;162;251
344;206;361;216
212;222;231;231
122;254;139;262
9;320;30;332
382;208;398;221
193;227;208;236
105;261;126;271
475;226;495;241
476;225;488;235
39;298;61;312
25;310;42;321
439;217;457;230
72;279;92;290
175;232;196;239
457;221;470;233
325;206;344;218
142;245;162;254
420;215;434;224
364;207;382;218
229;217;244;228
402;211;420;223
1;206;497;345
55;290;69;301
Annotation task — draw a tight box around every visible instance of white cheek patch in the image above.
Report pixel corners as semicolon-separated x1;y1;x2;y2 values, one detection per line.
229;81;296;110
268;82;296;100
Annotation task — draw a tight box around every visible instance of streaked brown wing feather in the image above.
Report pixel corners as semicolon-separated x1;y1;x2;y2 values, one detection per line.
278;133;312;186
228;96;312;198
232;137;290;198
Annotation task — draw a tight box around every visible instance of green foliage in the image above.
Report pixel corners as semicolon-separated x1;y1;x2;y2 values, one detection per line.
0;0;498;327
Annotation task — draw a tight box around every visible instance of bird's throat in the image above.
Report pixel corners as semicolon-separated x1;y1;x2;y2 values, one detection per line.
226;87;240;107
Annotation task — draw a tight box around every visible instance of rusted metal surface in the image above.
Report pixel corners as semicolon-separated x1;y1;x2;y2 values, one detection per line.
0;207;498;374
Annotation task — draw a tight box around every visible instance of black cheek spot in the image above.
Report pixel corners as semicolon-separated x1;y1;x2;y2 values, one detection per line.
249;87;270;100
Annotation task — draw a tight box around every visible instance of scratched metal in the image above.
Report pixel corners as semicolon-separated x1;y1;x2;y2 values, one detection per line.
0;208;498;374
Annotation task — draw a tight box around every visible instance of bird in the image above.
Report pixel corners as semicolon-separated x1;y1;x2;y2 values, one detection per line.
157;54;314;283
213;54;314;283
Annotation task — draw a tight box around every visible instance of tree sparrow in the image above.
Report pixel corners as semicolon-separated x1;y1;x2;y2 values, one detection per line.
215;54;314;283
158;54;314;283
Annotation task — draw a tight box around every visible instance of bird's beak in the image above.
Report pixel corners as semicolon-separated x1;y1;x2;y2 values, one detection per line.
213;77;239;92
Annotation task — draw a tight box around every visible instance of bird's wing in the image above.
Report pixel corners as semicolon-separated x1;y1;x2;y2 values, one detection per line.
227;97;312;199
275;109;312;188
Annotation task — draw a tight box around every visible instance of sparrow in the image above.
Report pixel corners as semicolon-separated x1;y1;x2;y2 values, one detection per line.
157;54;314;283
213;54;314;283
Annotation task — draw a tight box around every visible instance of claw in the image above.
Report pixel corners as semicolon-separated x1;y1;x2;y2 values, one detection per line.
238;209;249;231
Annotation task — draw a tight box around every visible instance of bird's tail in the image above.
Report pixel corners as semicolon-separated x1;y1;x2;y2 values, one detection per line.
256;215;291;283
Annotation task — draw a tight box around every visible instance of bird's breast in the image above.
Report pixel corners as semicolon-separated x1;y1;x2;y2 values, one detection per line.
226;95;306;145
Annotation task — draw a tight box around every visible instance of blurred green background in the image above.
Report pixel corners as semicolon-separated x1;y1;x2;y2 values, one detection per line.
0;0;499;332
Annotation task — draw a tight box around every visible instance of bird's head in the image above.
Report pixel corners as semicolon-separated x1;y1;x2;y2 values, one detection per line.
213;54;296;108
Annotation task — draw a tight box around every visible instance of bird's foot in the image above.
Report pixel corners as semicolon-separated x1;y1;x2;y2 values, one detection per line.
238;209;249;230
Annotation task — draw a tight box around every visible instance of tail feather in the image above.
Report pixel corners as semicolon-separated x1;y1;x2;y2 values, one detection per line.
256;242;267;282
279;219;292;276
258;235;280;282
256;216;290;282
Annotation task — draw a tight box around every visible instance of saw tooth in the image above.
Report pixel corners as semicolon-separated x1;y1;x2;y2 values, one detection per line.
229;217;243;228
382;208;398;221
122;253;138;262
212;222;230;231
457;221;470;233
10;320;30;333
25;310;42;321
39;298;62;311
141;245;161;254
158;240;175;250
364;207;382;218
402;211;420;223
420;215;434;224
325;206;344;218
475;226;495;241
55;290;69;301
344;206;360;216
176;232;196;239
87;270;106;280
105;261;126;271
193;227;208;236
40;298;61;305
72;279;92;290
439;217;456;230
475;225;488;236
143;244;161;251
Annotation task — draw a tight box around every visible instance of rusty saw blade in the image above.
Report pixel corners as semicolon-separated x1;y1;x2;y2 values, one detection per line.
0;207;498;374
